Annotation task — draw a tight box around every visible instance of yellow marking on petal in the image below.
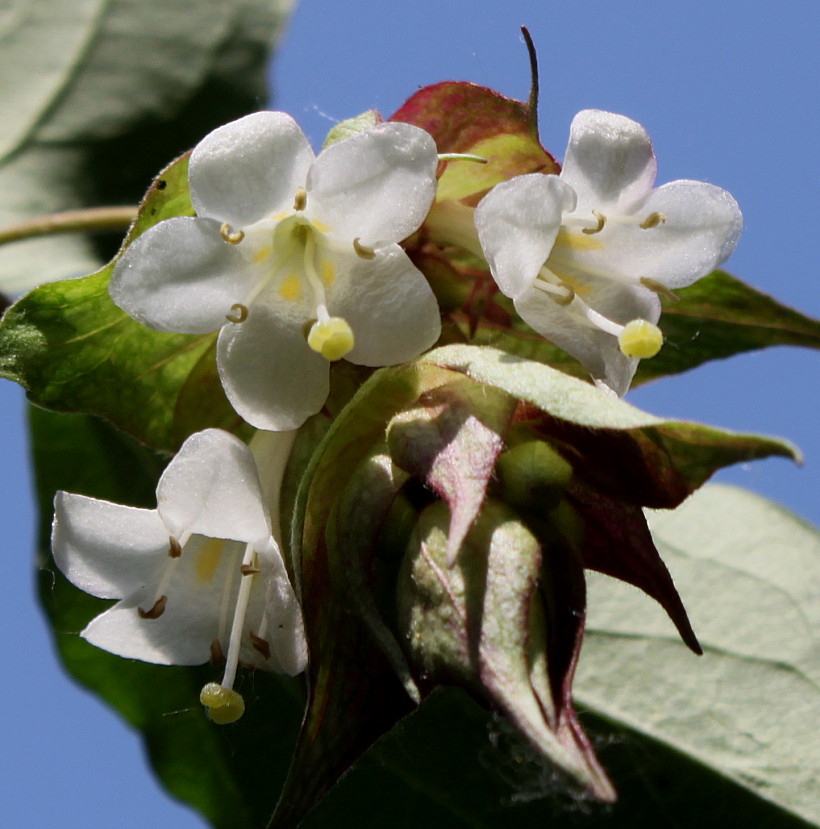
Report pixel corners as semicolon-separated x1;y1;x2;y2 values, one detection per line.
554;227;603;252
195;538;223;583
252;245;272;265
618;319;664;359
311;219;330;233
200;682;245;724
278;274;302;301
271;211;288;221
320;260;335;286
307;317;354;361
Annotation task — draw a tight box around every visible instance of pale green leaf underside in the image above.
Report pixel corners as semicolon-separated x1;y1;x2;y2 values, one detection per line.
578;484;820;825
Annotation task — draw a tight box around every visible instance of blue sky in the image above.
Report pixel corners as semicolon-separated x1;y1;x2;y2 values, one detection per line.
2;2;818;826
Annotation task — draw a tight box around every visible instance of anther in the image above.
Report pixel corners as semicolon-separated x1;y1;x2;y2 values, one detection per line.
639;212;666;229
210;638;225;665
225;303;249;323
249;632;271;659
353;237;376;259
640;277;679;302
168;536;182;558
138;595;168;620
240;563;260;576
293;187;307;211
551;285;575;306
219;223;245;244
582;210;607;235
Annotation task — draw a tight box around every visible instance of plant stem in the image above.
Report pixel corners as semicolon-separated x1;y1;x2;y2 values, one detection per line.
0;206;137;246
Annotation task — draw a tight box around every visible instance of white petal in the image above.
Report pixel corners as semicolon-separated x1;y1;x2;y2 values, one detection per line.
330;245;441;366
475;174;575;299
216;302;330;430
258;540;308;675
306;122;438;246
157;429;271;545
52;493;168;599
560;110;657;210
619;180;743;288
189;111;315;229
109;217;253;333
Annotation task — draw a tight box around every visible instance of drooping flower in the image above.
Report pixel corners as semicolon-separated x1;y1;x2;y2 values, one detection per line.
109;112;442;430
474;109;743;394
51;428;307;724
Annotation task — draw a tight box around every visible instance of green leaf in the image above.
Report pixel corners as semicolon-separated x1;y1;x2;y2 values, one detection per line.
0;0;294;293
29;405;305;829
578;484;820;825
0;153;244;451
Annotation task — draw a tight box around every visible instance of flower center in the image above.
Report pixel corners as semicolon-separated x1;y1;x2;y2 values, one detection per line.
219;188;361;362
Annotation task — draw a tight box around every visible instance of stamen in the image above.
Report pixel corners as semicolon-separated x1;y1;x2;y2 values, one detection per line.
200;682;245;724
532;274;575;306
240;553;260;576
219;223;245;245
210;638;225;665
582;210;607;235
639;212;666;229
293;187;307;211
353;237;376;260
249;631;271;659
138;595;167;619
168;536;183;558
225;303;249;324
618;319;664;358
437;152;488;164
640;277;679;302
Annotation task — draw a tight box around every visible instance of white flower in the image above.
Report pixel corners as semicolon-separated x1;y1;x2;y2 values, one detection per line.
474;109;743;395
51;428;307;724
109;112;442;430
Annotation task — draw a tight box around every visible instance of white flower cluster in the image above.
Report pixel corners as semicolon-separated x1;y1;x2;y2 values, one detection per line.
53;108;741;724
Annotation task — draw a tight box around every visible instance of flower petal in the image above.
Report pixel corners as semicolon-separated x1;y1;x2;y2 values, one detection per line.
52;493;168;599
329;245;441;366
216;302;330;431
189;111;315;229
306;122;438;246
475;173;576;299
156;429;271;545
109;217;252;333
560;110;657;210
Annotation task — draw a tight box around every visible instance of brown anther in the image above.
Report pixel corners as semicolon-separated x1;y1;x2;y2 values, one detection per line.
582;210;607;235
353;237;376;259
551;285;576;306
640;277;679;302
240;563;260;576
219;223;245;244
639;212;667;229
249;632;271;659
138;595;167;620
225;303;249;323
168;536;182;558
293;187;307;211
210;638;225;665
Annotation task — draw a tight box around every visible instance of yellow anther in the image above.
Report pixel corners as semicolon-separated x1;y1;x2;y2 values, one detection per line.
640;277;679;303
618;319;664;359
639;212;667;229
551;284;576;306
293;187;307;211
137;595;167;620
353;237;376;260
307;317;355;361
225;303;249;323
219;223;245;245
582;210;607;235
200;682;245;724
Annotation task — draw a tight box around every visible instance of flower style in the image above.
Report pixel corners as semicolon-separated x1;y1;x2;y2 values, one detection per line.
109;112;442;430
474;109;743;394
51;428;307;724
